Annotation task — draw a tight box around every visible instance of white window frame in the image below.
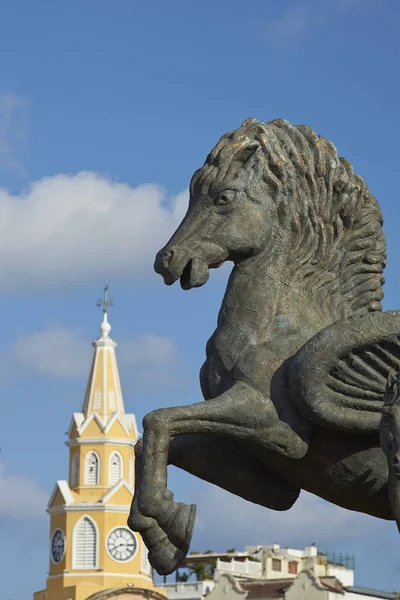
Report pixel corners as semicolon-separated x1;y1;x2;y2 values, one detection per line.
72;515;99;570
108;389;116;411
94;389;101;410
108;451;123;486
71;453;80;487
85;450;100;485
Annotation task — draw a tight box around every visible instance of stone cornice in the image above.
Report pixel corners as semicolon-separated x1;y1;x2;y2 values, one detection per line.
65;437;136;448
47;503;131;515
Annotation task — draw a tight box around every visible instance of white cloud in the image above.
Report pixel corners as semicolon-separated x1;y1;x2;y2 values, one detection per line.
0;172;189;291
8;327;90;379
265;6;309;49
264;1;377;49
0;92;28;170
172;188;190;223
118;334;184;392
0;326;183;392
0;461;48;519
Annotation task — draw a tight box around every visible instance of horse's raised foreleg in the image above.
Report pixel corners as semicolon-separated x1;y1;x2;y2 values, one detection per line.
137;381;310;557
380;373;400;532
130;433;300;575
127;439;186;575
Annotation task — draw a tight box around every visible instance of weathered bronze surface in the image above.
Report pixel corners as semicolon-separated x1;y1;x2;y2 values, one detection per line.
128;118;400;574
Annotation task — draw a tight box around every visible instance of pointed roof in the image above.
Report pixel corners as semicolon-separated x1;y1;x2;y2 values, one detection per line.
82;283;125;419
47;480;75;509
67;283;138;441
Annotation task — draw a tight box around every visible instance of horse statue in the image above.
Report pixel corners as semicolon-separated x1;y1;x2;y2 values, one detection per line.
128;118;400;575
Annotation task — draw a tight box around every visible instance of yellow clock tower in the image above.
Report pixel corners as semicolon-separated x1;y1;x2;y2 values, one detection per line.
33;285;166;600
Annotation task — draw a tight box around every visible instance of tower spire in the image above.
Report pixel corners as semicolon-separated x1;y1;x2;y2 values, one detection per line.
37;285;153;600
79;281;127;418
97;280;114;338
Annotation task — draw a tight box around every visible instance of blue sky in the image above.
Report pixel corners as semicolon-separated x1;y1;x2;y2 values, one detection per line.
0;0;400;598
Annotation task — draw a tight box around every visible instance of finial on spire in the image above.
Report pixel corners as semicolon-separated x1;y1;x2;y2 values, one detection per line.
96;280;114;338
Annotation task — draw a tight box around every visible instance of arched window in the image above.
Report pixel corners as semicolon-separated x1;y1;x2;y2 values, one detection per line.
94;389;101;410
71;453;80;487
108;390;116;411
109;452;122;486
85;451;100;485
128;454;134;489
72;516;97;569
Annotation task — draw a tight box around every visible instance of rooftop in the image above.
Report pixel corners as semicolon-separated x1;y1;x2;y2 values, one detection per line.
240;580;293;599
346;587;399;600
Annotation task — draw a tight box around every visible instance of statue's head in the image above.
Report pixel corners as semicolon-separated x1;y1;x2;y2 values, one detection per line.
154;119;277;290
154;118;385;318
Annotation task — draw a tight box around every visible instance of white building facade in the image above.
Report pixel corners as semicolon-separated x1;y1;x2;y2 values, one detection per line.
159;544;397;600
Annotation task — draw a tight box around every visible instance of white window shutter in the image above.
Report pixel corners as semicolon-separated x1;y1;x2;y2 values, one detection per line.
73;516;97;569
109;452;122;485
108;390;116;411
86;452;99;485
94;389;101;410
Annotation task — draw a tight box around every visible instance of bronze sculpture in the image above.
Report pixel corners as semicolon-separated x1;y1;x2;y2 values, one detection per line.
128;118;400;575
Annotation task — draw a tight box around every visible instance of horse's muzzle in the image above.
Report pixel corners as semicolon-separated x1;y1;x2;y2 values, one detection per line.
154;247;210;290
154;248;179;285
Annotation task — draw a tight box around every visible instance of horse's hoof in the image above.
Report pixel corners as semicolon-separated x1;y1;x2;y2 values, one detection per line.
128;506;188;575
162;502;196;554
148;541;187;576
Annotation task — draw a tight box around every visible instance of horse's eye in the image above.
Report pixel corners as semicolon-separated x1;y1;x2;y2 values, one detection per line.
215;192;233;207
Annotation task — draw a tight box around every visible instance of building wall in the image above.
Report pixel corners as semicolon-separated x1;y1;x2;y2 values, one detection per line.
328;592;347;600
263;552;303;580
344;592;385;600
159;581;215;600
286;571;329;600
249;544;353;587
68;441;134;492
46;507;153;600
214;558;262;580
204;575;248;600
327;566;354;587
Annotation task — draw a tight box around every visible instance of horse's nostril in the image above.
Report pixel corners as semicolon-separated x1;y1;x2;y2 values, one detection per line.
164;249;174;266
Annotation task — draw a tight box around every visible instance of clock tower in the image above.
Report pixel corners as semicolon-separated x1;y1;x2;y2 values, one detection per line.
33;285;166;600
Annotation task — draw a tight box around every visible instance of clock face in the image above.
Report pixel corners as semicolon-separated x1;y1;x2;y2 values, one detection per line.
107;527;137;562
51;529;65;564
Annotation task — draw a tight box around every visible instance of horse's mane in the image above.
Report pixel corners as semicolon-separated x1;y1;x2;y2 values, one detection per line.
194;118;386;319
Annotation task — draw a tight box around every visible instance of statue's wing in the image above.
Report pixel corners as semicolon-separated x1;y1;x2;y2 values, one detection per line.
289;310;400;433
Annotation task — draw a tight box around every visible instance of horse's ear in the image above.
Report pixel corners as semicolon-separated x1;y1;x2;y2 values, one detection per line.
224;142;262;183
241;118;261;128
234;142;261;166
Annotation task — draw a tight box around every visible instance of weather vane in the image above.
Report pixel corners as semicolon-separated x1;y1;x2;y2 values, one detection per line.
96;280;114;315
